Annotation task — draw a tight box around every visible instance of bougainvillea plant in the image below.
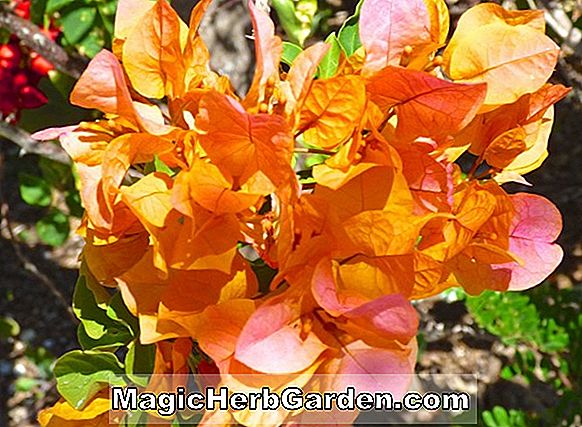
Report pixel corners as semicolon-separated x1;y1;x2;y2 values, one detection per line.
34;0;568;425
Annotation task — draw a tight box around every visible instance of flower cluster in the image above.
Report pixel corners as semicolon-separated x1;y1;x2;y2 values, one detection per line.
0;0;58;121
36;0;566;425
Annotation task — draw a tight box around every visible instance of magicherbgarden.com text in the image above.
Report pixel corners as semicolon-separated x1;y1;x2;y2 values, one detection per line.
111;385;471;416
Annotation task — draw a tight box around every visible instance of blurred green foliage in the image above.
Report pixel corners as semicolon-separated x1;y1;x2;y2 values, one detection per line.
482;406;527;427
278;0;361;80
31;0;117;57
0;316;20;339
272;0;318;46
461;284;582;426
17;156;82;246
274;0;364;51
466;290;569;352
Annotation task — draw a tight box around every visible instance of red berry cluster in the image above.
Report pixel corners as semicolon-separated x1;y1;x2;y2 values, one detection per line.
0;0;59;122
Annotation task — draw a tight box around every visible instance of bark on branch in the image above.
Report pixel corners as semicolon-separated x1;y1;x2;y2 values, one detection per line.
0;120;71;164
527;0;582;53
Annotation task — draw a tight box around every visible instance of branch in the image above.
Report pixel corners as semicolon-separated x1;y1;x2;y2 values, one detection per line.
0;3;87;79
0;120;71;165
253;0;270;13
528;0;582;53
294;147;335;156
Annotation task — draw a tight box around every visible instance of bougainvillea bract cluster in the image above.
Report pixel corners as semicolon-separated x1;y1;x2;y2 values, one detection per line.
35;0;567;425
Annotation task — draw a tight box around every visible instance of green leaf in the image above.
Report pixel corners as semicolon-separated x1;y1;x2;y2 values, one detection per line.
61;6;97;45
145;155;176;177
73;274;134;350
482;406;528;427
54;350;126;409
106;291;138;336
272;0;316;46
25;346;55;379
0;316;20;339
353;0;365;15
19;173;51;207
481;409;496;427
73;275;110;339
36;209;70;246
97;3;115;36
539;318;569;352
500;365;515;380
121;410;150;427
304;153;327;168
466;290;568;352
0;30;10;45
493;406;510;423
46;0;76;14
78;28;106;58
78;322;132;351
80;263;113;305
15;377;38;392
155;155;175;176
294;0;318;44
98;0;117;18
250;259;278;295
65;190;84;217
318;33;341;79
338;15;361;57
125;340;156;387
281;41;303;67
39;157;71;189
30;0;47;24
48;70;79;100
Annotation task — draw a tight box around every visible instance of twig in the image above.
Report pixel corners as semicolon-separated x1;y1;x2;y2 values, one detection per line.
0;120;71;165
0;3;87;79
253;0;270;13
557;56;582;102
301;182;316;190
0;151;77;323
527;0;582;53
467;154;484;180
294;147;335;156
377;109;396;133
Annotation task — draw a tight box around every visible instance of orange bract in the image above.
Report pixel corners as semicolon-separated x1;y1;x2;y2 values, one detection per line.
33;0;566;425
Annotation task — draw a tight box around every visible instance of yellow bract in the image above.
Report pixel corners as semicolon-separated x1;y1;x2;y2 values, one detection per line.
443;3;559;107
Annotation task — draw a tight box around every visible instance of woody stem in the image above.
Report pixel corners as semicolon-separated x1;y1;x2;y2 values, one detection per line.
467;154;484;179
294;147;335;156
377;109;396;133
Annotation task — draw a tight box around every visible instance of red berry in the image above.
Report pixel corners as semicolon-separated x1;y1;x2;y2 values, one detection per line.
29;54;53;75
25;69;42;85
19;85;47;109
0;97;17;115
0;66;12;81
0;44;21;69
12;71;28;88
13;0;31;19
